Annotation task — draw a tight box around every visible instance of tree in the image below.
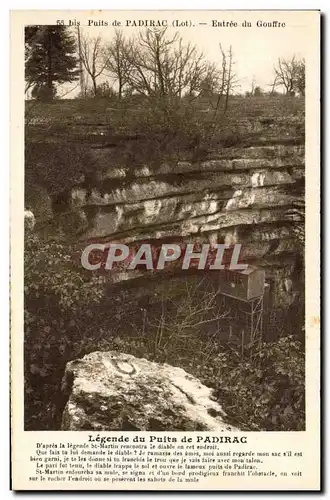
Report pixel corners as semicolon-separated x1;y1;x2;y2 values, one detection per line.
295;59;305;96
269;77;278;96
103;29;131;100
224;45;239;111
124;28;178;97
213;44;239;114
25;26;80;101
120;28;216;101
79;34;107;96
84;81;116;99
254;86;263;97
272;56;305;96
250;75;256;96
25;26;40;94
199;64;221;97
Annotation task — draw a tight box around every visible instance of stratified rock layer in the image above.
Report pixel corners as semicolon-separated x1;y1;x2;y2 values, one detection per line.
29;116;305;308
71;141;304;308
61;351;238;432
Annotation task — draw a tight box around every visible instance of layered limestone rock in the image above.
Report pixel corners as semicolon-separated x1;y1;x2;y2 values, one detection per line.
28;122;304;309
61;351;237;432
70;144;304;240
74;190;302;240
66;139;304;308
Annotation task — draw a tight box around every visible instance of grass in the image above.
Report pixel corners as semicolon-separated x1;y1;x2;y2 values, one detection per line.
25;94;305;173
26;94;304;126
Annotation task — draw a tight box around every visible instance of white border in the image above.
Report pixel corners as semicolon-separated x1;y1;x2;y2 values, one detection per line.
3;2;326;498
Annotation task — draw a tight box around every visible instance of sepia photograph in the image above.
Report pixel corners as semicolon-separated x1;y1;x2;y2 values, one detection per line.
23;18;307;435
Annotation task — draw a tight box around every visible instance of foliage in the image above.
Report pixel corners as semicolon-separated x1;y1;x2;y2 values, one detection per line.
24;232;305;432
25;140;96;197
294;60;305;97
209;337;305;431
25;26;80;100
109;278;305;432
97;98;219;164
254;86;263;97
83;81;117;99
24;230;107;429
31;83;57;101
25;95;305;127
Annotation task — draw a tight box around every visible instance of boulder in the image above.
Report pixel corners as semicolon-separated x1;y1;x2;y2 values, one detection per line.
61;351;238;432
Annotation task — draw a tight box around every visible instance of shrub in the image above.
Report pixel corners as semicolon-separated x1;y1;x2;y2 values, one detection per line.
129;279;305;432
24;232;305;432
31;83;57;101
210;337;305;431
25;141;97;197
83;82;117;99
24;230;107;429
103;97;222;164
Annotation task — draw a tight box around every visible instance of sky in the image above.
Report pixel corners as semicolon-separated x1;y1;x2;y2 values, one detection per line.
53;10;309;97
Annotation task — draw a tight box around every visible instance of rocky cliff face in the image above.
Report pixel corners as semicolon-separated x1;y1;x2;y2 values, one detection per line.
27;108;304;310
68;139;304;309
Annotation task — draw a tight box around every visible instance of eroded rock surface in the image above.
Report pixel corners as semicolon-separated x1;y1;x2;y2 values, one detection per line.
28;119;305;309
61;351;238;432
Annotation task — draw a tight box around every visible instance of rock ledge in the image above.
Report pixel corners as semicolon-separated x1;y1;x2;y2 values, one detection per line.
61;351;238;432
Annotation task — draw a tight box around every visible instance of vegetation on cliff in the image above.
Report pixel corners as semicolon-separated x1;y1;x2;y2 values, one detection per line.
25;230;304;431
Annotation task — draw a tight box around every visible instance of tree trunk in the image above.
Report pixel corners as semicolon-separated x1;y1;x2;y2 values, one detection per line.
118;75;122;100
92;77;97;96
155;43;165;97
47;31;53;101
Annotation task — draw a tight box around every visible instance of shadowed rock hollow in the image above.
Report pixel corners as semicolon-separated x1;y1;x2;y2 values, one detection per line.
60;351;238;432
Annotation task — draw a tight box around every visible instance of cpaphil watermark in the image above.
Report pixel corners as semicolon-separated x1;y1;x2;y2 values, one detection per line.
81;242;248;272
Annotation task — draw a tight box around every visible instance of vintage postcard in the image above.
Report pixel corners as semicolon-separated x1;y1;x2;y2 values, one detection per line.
10;9;320;490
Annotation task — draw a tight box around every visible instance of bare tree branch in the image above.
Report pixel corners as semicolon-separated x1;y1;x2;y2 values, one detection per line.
79;34;107;96
273;56;305;96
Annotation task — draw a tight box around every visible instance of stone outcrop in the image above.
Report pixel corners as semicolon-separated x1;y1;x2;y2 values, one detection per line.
73;145;304;238
28;114;305;309
71;140;304;308
61;351;238;432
